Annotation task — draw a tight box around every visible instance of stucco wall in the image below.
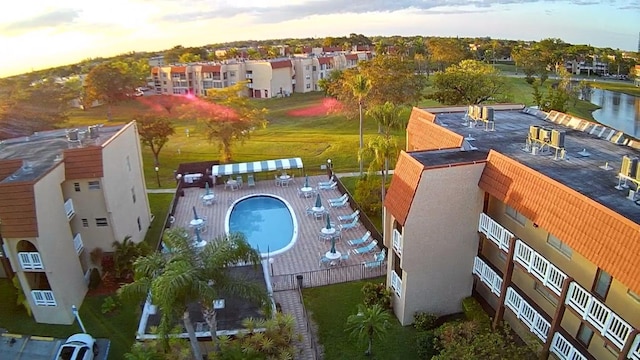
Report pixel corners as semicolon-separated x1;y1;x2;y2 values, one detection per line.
396;162;486;325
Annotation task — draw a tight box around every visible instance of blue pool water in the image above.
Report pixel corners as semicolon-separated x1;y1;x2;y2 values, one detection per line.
227;195;296;256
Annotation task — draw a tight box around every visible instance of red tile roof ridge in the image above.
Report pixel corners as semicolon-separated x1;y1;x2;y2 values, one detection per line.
384;151;425;226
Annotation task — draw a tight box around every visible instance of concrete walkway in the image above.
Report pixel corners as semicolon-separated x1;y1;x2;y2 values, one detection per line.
273;290;319;360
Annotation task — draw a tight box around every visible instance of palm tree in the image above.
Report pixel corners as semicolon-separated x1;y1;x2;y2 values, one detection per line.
359;136;399;203
347;73;371;176
112;235;149;280
345;304;390;356
118;228;270;359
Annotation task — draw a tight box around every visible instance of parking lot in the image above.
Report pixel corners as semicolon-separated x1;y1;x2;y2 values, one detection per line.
0;332;110;360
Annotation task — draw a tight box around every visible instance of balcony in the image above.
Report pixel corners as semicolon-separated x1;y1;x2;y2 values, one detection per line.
391;271;402;297
514;240;567;296
472;256;502;296
31;290;56;306
505;287;551;342
629;334;640;360
550;332;588;360
73;233;84;254
245;73;253;79
565;282;633;350
18;252;43;270
392;229;402;256
64;198;75;220
247;83;253;89
478;213;512;252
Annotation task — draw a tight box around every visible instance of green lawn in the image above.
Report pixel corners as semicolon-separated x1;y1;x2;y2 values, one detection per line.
0;279;139;360
144;193;175;249
303;278;419;360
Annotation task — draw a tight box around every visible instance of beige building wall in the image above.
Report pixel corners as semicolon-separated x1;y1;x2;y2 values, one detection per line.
292;58;314;93
245;62;272;98
391;163;486;325
17;164;87;324
101;124;151;245
63;177;112;251
270;67;294;97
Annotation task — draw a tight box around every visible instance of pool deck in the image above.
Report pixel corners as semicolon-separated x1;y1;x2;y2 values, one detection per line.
170;175;378;276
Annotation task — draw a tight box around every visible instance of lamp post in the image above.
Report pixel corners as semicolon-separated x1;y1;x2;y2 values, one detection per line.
326;159;332;178
154;166;161;188
71;305;87;333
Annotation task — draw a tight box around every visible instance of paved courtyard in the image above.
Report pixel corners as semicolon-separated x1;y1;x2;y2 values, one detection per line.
170;174;379;276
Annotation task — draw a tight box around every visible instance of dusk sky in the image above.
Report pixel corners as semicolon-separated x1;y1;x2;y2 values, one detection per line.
0;0;638;78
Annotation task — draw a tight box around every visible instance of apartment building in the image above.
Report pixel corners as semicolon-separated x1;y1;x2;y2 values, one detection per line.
151;51;370;97
0;122;152;325
383;107;640;360
565;57;609;76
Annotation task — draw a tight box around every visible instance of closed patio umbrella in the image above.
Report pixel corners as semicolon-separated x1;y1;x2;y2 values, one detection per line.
205;181;210;195
330;236;336;254
315;193;322;209
192;206;200;220
304;175;309;188
325;214;332;230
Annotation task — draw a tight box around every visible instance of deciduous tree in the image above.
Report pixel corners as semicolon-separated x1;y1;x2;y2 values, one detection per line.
427;37;471;71
84;61;139;120
429;60;509;105
136;113;175;166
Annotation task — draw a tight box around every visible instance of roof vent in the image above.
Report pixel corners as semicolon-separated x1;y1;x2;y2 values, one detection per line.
21;161;33;174
67;129;79;142
88;125;100;139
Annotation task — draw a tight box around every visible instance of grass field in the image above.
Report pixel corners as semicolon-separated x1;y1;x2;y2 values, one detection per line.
61;76;633;188
303;278;419;360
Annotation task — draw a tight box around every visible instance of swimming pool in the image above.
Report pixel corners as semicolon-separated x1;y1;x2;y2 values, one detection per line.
225;194;298;257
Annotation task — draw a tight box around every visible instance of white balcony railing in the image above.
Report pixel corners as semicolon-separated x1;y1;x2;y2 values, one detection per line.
629;333;640;360
391;271;402;298
514;240;567;296
550;332;588;360
73;233;84;254
505;287;551;342
392;229;403;256
565;282;633;350
18;252;44;270
64;198;75;220
31;290;56;306
478;213;512;252
245;73;253;79
472;256;502;296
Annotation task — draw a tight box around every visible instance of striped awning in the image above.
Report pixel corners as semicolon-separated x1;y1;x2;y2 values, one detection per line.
211;157;303;176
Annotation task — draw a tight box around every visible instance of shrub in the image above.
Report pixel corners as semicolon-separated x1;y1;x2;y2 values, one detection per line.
416;330;438;359
101;295;120;314
414;312;438;331
362;282;392;310
88;268;102;290
354;175;382;215
462;297;491;330
101;253;115;274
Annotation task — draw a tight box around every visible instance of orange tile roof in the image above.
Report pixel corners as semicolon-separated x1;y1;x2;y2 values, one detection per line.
480;150;640;294
318;57;333;65
170;66;186;73
406;108;463;151
270;60;292;69
151;67;159;74
384;151;424;225
345;54;359;60
201;65;221;72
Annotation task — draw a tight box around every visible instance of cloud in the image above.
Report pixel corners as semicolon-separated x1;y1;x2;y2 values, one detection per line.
158;0;625;24
3;8;80;35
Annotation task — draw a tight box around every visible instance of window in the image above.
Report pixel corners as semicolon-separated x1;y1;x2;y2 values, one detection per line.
95;218;109;227
534;282;558;305
576;323;594;347
229;71;236;77
137;217;142;231
306;83;311;89
592;269;612;300
505;205;526;225
88;181;100;190
547;234;573;258
131;187;136;203
312;66;317;71
81;218;89;228
73;182;81;192
628;290;640;303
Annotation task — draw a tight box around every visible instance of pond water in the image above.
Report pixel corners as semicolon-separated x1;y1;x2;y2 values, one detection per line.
584;88;640;139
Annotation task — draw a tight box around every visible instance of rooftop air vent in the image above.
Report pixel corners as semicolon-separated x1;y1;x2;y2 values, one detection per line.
67;129;79;142
21;161;33;174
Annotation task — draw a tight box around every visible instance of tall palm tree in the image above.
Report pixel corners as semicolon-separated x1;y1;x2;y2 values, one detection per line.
347;73;371;176
345;304;390;356
118;228;270;359
359;136;399;203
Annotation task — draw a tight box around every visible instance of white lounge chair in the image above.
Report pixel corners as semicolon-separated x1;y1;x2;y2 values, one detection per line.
351;240;378;255
317;176;335;187
328;193;348;204
338;210;360;222
347;231;371;246
339;216;360;231
318;181;337;190
329;197;348;208
247;174;256;187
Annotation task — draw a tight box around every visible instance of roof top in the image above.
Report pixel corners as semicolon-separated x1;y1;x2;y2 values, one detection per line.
432;109;640;225
384;152;424;226
0;124;125;183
